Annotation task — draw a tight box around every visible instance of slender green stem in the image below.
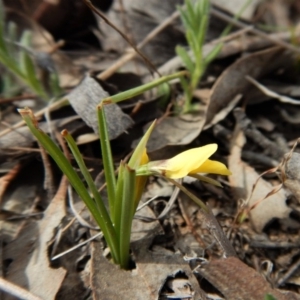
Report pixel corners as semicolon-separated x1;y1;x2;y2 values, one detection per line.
97;104;117;218
165;177;209;213
104;71;188;103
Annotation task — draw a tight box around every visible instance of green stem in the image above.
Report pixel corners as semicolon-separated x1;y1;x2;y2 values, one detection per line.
165;177;209;213
104;71;188;103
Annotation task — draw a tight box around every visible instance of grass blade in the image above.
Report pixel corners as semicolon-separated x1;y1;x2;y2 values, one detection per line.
19;108;119;263
119;164;136;269
97;102;117;217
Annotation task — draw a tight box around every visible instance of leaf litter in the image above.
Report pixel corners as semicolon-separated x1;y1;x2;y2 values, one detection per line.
2;0;300;299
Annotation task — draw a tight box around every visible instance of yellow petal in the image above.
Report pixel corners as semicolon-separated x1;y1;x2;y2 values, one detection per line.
158;144;218;179
190;159;232;175
140;149;149;165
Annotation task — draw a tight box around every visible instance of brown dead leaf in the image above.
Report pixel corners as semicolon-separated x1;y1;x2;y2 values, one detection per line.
197;256;296;300
3;177;68;300
146;114;206;152
228;128;291;232
206;47;292;126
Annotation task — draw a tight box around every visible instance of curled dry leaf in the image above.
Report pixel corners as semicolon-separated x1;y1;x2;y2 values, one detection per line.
247;76;300;105
146;114;207;152
67;75;133;140
197;256;298;300
206;47;292;125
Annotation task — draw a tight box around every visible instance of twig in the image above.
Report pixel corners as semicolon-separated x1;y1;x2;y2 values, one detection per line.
83;0;159;77
0;97;68;138
51;232;103;261
277;252;300;286
233;108;286;160
211;6;300;54
0;277;42;300
97;8;180;80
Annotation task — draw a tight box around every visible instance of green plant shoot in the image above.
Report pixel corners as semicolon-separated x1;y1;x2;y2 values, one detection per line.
19;70;231;269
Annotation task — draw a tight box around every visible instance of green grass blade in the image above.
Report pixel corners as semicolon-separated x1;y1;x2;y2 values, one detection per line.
184;0;197;31
119;164;136;269
62;130;119;261
62;130;108;215
0;0;8;55
197;16;208;50
204;42;223;66
97;102;117;216
18;108;119;263
175;45;195;74
113;162;125;229
19;31;47;98
128;120;156;169
7;22;17;54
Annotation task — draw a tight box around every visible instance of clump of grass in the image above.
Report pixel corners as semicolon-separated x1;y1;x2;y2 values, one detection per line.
176;0;222;113
0;0;60;99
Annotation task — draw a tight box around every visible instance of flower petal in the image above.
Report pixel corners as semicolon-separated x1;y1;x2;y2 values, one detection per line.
190;159;232;175
140;149;149;165
159;144;218;179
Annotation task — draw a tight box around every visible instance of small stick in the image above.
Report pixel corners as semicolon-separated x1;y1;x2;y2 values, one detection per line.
0;277;42;300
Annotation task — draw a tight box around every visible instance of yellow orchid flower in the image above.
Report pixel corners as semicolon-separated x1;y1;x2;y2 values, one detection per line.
136;144;231;179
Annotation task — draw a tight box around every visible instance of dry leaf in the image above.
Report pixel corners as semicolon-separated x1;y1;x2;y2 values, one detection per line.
146;114;206;152
67;75;134;139
228;129;291;232
3;177;68;300
247;76;300;105
197;256;296;300
206;47;292;125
